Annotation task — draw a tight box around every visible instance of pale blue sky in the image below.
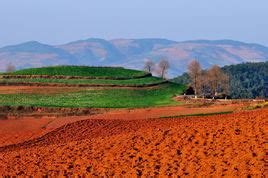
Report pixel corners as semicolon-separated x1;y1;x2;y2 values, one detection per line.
0;0;267;47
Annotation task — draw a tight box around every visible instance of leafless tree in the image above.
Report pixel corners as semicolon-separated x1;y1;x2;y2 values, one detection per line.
157;59;169;78
206;65;229;99
188;60;202;98
144;59;155;73
197;70;208;98
6;63;15;72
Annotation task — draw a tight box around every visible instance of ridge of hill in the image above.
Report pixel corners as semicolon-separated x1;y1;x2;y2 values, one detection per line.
0;39;268;76
4;66;148;79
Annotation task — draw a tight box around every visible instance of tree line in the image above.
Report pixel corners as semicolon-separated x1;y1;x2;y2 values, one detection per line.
222;62;268;99
187;60;229;99
173;61;268;99
144;59;229;99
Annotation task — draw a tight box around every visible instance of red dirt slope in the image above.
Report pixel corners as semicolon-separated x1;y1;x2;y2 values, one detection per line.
0;104;241;147
0;109;266;176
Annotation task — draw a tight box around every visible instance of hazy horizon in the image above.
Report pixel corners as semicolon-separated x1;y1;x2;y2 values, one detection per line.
0;0;267;47
2;37;268;47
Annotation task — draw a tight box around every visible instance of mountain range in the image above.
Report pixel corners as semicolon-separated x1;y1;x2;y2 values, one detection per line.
0;38;267;77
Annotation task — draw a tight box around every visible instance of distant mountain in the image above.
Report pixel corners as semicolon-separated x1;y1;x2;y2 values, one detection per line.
0;41;76;70
0;38;268;77
58;38;124;66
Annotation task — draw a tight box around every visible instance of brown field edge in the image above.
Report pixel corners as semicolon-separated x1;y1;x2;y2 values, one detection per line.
1;73;152;80
0;80;168;88
0;106;103;119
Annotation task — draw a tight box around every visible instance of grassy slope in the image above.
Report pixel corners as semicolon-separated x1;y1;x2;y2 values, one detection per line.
0;83;185;108
7;66;147;78
0;66;185;108
0;77;164;86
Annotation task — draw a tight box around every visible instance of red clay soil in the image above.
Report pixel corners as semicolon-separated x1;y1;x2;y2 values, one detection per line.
0;80;167;88
2;73;152;80
0;86;83;94
0;104;242;147
0;85;160;94
0;117;55;147
0;109;266;177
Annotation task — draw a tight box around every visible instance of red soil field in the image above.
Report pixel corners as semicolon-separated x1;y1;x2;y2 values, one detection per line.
0;103;242;147
0;108;266;176
0;86;83;94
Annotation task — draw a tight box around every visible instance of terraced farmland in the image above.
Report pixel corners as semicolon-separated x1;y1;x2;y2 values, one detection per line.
0;66;185;108
0;76;165;87
0;66;266;177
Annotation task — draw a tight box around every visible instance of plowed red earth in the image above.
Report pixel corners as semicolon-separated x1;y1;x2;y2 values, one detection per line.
0;104;240;147
0;109;266;177
0;86;83;94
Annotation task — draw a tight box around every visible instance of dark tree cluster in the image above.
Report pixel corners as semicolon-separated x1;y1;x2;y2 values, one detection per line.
222;62;268;99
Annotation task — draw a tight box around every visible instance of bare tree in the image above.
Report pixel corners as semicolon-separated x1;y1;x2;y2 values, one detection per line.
144;59;155;73
197;70;208;98
6;63;15;73
157;59;169;78
188;60;202;98
206;65;229;99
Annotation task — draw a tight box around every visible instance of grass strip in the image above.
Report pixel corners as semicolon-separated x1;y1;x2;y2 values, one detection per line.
0;83;185;108
159;111;233;119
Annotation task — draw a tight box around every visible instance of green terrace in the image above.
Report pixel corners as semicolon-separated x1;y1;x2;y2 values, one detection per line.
0;83;185;108
4;66;148;79
0;76;165;86
0;66;186;108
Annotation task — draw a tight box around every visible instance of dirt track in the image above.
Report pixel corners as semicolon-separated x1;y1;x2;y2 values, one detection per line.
0;109;266;176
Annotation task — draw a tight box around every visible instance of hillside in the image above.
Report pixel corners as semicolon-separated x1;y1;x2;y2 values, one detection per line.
0;41;76;69
0;66;184;108
5;66;148;79
222;62;268;98
0;39;268;76
172;62;268;99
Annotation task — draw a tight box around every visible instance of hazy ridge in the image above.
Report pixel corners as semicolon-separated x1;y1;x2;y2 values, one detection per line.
1;38;267;77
